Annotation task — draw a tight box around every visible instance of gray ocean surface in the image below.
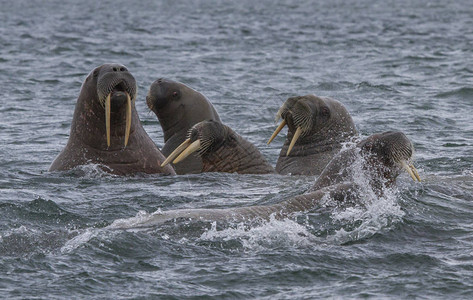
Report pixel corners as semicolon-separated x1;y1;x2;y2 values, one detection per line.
1;0;473;298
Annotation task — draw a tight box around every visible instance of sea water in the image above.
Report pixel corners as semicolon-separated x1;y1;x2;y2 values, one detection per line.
1;0;472;298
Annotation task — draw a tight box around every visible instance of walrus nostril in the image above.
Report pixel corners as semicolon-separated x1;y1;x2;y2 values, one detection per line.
111;66;127;72
157;78;163;83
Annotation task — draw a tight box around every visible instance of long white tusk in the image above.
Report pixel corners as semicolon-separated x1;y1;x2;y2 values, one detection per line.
105;93;111;147
267;119;287;145
410;163;421;182
124;92;132;147
286;127;302;156
173;140;201;164
402;161;421;182
161;139;191;167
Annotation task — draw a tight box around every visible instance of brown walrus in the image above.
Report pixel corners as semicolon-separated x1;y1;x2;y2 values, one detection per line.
146;78;221;174
110;131;420;229
49;64;175;176
267;95;357;176
161;120;275;174
309;131;421;192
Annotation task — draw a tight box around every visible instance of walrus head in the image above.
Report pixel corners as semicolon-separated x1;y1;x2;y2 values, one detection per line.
146;78;183;112
86;64;137;148
358;131;421;187
160;120;230;167
268;95;356;155
310;130;420;196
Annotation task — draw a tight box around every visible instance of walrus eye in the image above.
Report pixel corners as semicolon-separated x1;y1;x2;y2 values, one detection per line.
172;91;179;98
321;107;330;117
93;69;99;77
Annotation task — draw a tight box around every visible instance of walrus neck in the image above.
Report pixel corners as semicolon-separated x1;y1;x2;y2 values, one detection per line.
70;95;136;150
282;134;345;157
282;120;357;156
156;106;188;142
275;130;356;176
201;133;274;174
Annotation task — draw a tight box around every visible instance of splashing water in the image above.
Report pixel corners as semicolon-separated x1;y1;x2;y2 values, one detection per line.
65;164;118;178
327;151;405;244
96;150;406;249
198;216;319;252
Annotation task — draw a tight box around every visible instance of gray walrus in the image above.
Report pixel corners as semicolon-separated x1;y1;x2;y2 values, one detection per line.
110;131;420;229
161;120;275;174
267;95;357;176
146;78;221;174
49;64;175;176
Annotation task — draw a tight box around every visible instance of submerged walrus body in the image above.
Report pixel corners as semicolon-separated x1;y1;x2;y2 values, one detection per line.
161;120;275;174
111;131;420;229
49;64;175;176
268;95;357;176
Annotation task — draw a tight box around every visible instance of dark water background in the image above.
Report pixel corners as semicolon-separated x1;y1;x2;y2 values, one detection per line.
1;0;473;298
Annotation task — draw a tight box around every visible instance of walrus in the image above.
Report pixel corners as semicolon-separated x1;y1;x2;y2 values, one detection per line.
309;131;421;193
161;120;275;174
110;131;420;229
146;78;221;174
267;95;357;176
49;64;175;176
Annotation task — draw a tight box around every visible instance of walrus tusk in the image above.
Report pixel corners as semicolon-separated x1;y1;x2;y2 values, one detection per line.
105;93;111;147
173;140;201;164
409;163;421;182
124;92;132;147
412;165;421;182
267;119;287;145
286;127;302;156
401;161;421;182
161;138;192;167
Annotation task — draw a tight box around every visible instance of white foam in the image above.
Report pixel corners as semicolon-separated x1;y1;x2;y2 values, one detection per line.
60;228;99;253
0;225;38;242
327;154;405;244
198;215;319;251
70;163;118;178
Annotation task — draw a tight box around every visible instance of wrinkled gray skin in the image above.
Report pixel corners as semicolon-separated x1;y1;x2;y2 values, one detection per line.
275;95;357;176
49;64;175;176
111;131;414;229
146;78;221;174
186;120;275;174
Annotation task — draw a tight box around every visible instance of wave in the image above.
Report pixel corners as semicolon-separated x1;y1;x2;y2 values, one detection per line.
435;87;473;100
0;225;75;257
